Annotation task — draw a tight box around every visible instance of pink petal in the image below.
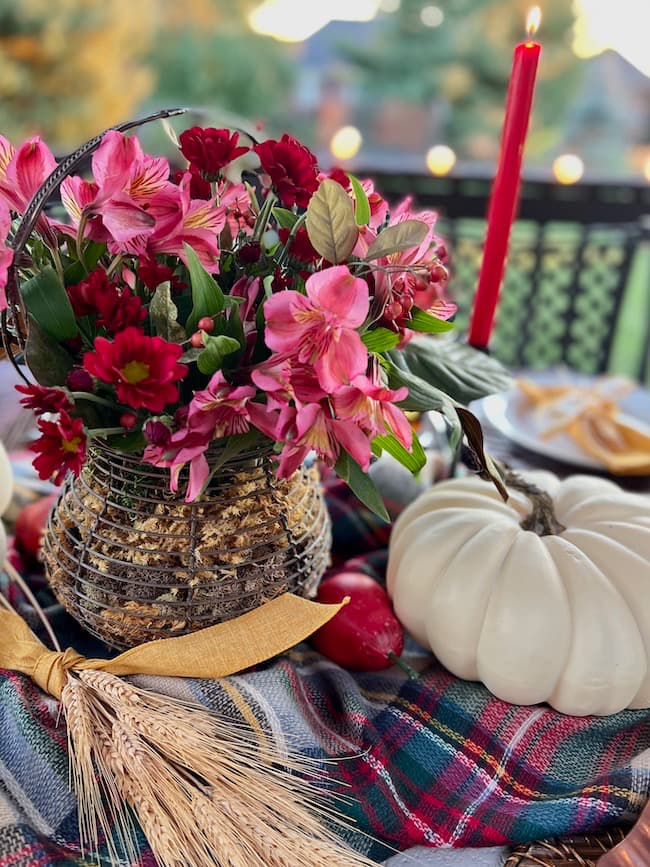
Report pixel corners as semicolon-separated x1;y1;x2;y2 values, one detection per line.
305;266;369;328
0;135;15;180
92;131;141;198
60;176;99;225
186;452;210;502
331;418;372;471
99;193;156;243
263;292;310;352
383;403;413;449
315;329;367;391
11;137;57;205
128;155;170;203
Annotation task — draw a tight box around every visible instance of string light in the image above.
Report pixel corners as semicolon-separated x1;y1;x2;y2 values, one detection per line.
426;145;457;176
330;126;363;160
552;154;585;185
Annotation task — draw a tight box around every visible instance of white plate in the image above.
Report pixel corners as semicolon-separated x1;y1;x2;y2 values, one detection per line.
472;370;650;473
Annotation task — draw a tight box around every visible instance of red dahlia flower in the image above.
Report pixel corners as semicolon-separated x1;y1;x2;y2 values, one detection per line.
179;127;249;179
83;327;187;412
31;410;86;484
278;226;320;263
66;269;146;334
253;134;319;208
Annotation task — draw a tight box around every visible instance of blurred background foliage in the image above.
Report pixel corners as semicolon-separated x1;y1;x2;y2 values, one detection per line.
0;0;646;180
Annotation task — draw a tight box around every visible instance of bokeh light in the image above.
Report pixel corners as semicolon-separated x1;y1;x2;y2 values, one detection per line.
420;6;444;27
330;126;363;160
553;153;585;184
426;145;457;176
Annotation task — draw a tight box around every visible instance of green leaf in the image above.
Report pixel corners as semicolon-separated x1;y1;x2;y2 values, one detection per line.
335;450;389;522
184;244;226;334
105;430;147;452
23;315;74;385
390;335;513;404
305;178;358;263
361;327;400;352
365;219;429;261
200;430;262;494
347;173;371;226
22;267;77;340
196;333;241;375
456;407;508;501
408;306;454;334
272;207;299;229
386;361;456;414
64;242;107;284
149;282;186;342
372;430;426;474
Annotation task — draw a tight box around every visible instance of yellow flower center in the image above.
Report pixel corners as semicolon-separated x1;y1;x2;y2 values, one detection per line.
61;436;81;454
120;360;150;384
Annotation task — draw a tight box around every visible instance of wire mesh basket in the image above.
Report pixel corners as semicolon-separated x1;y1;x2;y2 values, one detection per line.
42;440;332;649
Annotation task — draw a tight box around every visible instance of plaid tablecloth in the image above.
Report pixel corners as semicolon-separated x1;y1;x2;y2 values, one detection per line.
1;470;649;865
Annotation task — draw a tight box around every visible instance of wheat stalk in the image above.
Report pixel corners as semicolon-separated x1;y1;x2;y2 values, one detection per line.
61;669;377;867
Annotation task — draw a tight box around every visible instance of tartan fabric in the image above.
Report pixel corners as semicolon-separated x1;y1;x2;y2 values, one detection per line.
1;475;650;865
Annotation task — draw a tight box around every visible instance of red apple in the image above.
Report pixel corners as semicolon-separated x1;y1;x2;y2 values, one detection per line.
14;493;59;562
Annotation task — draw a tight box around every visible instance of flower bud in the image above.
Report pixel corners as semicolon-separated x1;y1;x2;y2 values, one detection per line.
119;412;137;430
66;368;94;392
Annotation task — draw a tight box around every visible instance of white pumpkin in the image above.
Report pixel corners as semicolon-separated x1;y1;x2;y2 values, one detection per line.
387;472;650;716
0;439;13;564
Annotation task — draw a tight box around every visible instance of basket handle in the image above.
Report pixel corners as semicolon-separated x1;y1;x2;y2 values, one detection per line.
3;107;188;343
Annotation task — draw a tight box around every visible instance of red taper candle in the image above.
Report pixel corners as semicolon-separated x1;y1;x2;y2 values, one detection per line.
468;7;542;349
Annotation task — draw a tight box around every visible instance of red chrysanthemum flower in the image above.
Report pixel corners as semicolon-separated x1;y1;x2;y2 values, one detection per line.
66;269;114;317
325;167;352;191
172;167;211;200
253;135;319;208
31;410;86;484
278;226;320;263
67;268;145;334
83;327;188;412
15;383;73;414
178;127;249;180
138;255;186;294
96;287;146;335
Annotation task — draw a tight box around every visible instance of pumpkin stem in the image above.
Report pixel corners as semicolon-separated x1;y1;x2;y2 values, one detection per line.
504;470;566;536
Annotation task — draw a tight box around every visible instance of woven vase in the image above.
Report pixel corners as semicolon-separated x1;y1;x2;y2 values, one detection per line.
42;441;332;649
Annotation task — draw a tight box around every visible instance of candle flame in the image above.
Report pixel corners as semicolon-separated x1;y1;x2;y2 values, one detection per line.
526;6;542;37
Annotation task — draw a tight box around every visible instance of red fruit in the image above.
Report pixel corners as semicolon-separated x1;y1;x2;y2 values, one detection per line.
190;331;204;348
311;571;405;671
197;316;215;333
119;412;137;430
14;493;59;562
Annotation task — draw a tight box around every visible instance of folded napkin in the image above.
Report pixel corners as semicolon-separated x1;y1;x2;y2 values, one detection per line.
517;376;650;475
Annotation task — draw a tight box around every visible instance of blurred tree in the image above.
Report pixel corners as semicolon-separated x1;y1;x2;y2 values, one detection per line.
0;0;156;148
344;0;582;160
149;0;293;136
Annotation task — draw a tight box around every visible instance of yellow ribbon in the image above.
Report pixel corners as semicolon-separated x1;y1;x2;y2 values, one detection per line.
518;378;650;475
0;593;346;699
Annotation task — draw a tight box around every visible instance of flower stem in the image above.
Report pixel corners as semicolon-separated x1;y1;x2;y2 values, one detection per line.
70;392;118;409
106;255;123;279
252;192;277;242
75;214;89;275
275;212;307;268
87;427;127;438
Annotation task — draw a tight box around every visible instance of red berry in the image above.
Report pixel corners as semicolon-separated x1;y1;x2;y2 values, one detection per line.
119;412;137;430
197;316;214;333
190;332;204;348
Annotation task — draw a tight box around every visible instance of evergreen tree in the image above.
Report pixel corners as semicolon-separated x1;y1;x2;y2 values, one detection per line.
344;0;582;159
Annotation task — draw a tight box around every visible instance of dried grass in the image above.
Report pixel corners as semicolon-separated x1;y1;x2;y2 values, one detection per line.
62;669;376;867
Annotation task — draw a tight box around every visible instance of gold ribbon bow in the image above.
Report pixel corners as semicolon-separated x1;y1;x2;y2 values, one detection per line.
0;592;345;699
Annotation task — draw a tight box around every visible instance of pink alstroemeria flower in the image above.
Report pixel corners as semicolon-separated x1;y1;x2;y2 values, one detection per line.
0;198;14;310
143;410;216;502
276;401;371;478
60;131;170;247
333;374;412;450
264;265;370;392
251;353;327;412
0;135;57;243
144;173;226;272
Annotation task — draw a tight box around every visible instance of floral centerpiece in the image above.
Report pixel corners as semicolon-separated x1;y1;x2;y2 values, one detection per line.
0;111;489;512
0;110;508;646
